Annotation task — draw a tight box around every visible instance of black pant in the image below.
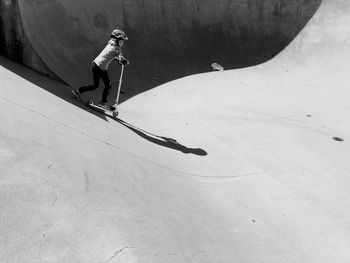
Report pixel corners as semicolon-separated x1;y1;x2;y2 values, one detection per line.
78;62;112;103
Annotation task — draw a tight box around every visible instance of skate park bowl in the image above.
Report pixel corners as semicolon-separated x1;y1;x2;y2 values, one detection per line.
17;0;322;102
1;0;350;262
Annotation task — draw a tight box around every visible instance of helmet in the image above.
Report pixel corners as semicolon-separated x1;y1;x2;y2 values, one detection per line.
111;29;128;40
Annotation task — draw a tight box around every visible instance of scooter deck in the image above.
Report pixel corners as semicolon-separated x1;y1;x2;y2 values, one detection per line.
87;100;118;118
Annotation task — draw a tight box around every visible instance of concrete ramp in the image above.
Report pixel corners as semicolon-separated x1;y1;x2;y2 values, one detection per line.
1;0;350;262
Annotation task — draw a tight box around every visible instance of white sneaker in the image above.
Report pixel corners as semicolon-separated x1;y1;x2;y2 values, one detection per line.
98;101;108;108
72;89;81;101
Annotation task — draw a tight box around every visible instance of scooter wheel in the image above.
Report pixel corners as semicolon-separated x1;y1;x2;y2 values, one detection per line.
112;110;118;118
88;99;93;106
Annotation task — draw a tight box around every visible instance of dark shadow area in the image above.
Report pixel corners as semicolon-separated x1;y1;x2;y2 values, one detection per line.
115;0;323;102
114;118;207;156
0;0;64;82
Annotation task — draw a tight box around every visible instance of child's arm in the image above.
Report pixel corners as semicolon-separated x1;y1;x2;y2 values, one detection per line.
114;54;129;65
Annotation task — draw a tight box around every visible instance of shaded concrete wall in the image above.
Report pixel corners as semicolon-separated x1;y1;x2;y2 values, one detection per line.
2;0;321;96
125;0;323;67
0;0;62;80
121;0;323;94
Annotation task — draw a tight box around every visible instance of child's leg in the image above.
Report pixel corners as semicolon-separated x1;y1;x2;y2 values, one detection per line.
78;63;101;93
101;71;112;103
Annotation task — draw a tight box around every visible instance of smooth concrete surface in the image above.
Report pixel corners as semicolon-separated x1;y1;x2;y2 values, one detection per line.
1;0;350;262
17;0;321;100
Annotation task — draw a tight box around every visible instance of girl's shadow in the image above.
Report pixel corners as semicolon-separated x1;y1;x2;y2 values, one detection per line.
115;118;207;156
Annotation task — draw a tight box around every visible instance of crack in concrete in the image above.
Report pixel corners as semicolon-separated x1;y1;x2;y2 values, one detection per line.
101;247;135;263
51;197;58;207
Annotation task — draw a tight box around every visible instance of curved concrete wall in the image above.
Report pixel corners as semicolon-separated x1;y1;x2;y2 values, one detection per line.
0;0;61;80
4;0;321;100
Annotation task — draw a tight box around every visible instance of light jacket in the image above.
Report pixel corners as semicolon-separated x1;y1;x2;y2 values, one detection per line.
93;39;122;71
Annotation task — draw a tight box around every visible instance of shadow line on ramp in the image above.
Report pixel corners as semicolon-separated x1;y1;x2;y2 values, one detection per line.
115;118;207;156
